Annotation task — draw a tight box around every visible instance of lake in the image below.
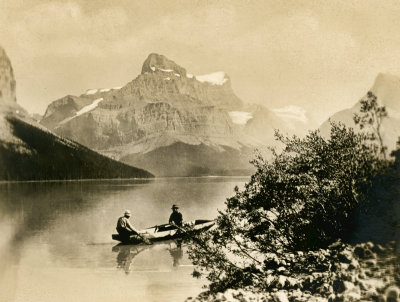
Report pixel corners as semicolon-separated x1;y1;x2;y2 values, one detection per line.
0;177;248;302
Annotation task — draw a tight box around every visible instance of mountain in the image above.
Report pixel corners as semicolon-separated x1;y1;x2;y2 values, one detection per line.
0;45;153;180
40;53;296;176
320;73;400;152
0;46;16;104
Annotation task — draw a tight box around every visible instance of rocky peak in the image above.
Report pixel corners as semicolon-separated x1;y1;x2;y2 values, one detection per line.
141;53;187;76
0;45;16;103
141;53;231;86
370;73;400;111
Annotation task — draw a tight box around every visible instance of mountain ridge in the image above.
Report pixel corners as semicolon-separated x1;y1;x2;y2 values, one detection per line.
40;53;305;176
320;72;400;153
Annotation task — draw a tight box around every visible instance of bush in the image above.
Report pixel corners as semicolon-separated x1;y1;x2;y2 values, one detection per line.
187;95;390;294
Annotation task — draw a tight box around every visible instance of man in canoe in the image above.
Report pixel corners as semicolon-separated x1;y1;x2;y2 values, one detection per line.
169;204;183;227
116;210;140;241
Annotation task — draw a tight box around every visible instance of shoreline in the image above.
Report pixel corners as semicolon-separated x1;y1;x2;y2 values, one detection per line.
0;175;251;184
187;241;399;302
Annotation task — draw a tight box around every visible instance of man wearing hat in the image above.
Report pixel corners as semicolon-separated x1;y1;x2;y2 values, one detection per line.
169;205;183;226
116;210;139;241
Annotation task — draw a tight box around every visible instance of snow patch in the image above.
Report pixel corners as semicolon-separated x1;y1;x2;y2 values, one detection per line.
86;89;98;95
76;98;103;116
273;105;308;123
164;77;171;81
228;111;253;125
150;66;156;71
86;87;122;95
196;72;228;85
187;73;194;79
159;68;174;73
60;98;103;125
174;73;181;77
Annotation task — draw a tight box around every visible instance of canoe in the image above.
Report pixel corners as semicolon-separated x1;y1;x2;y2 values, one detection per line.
112;219;215;244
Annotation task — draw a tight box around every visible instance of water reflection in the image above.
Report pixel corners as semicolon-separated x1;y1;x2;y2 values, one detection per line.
169;239;183;267
113;244;147;274
112;240;184;274
0;177;247;302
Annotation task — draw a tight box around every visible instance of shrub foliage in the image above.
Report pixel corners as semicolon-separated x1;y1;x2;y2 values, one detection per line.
187;92;390;294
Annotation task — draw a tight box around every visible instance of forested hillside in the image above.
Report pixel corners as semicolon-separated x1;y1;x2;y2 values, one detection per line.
0;116;153;180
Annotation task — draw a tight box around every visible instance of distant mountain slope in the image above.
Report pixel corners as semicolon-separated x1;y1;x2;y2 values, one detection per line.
120;142;255;177
320;73;400;152
0;45;153;181
40;53;298;176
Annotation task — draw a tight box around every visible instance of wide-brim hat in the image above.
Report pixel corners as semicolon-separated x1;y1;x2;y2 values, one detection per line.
171;204;179;209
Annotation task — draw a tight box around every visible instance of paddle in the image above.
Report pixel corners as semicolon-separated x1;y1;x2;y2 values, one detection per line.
170;223;194;238
172;220;215;234
136;232;152;245
172;223;186;233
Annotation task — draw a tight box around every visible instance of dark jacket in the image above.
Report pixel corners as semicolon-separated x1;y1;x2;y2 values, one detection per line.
169;211;183;226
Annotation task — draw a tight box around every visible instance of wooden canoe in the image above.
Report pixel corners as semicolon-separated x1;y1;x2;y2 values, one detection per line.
112;219;215;244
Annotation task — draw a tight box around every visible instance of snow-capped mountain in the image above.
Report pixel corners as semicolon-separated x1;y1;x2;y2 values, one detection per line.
320;73;400;153
40;53;300;176
0;45;152;180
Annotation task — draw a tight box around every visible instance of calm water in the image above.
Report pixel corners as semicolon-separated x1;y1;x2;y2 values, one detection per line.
0;177;248;302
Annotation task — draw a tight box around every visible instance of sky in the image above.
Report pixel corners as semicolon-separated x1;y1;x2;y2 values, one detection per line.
1;0;400;124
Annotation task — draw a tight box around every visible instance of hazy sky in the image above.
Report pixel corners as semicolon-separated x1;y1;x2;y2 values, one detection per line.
1;0;400;124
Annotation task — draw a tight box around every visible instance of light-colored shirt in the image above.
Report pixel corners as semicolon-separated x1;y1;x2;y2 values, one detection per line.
116;216;137;233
